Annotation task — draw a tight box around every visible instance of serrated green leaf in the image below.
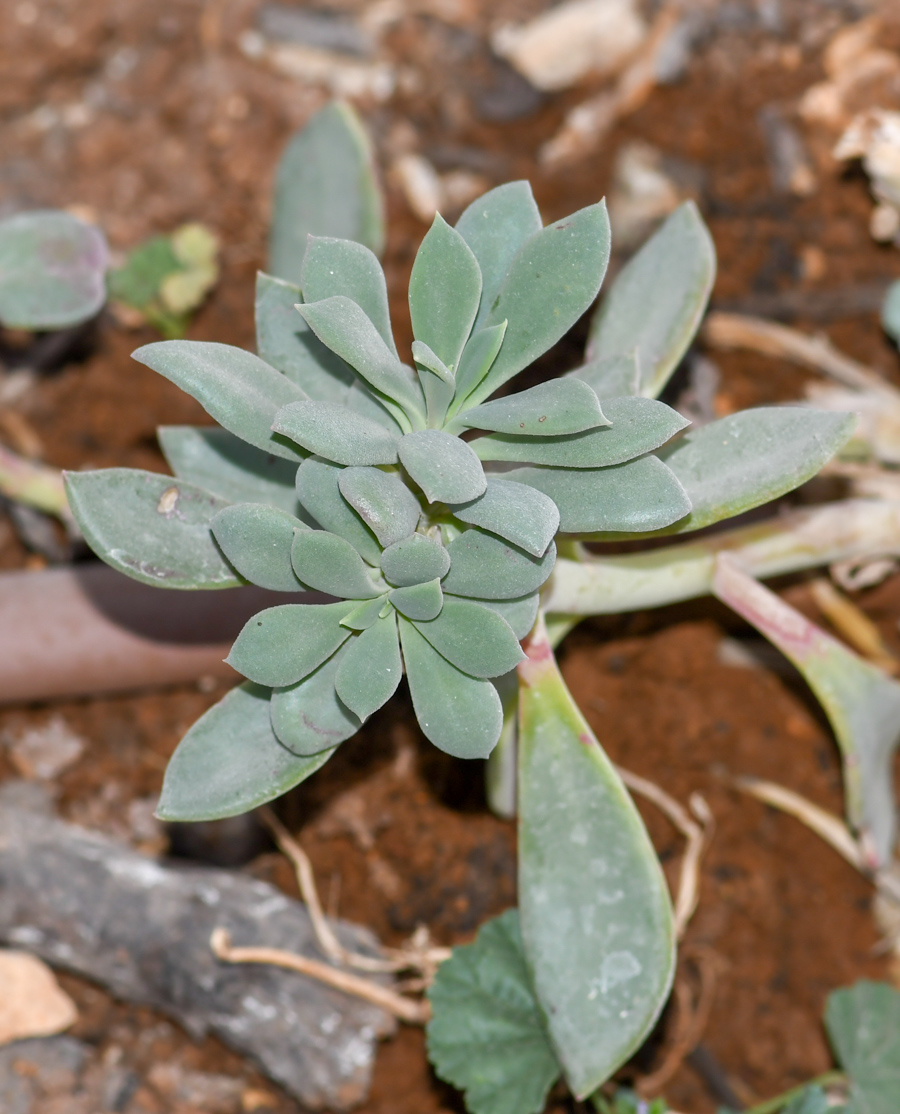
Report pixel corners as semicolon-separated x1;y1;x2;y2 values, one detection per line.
211;503;307;592
292;529;381;598
399;429;486;504
471;202;611;407
335;611;403;721
269;642;360;755
301;236;396;355
518;613;675;1098
273;399;400;466
587;202;715;399
340;595;387;630
227;601;354;688
0;210;108;330
459;379;607;437
426;909;560;1114
268;100;384;283
156;682;335;821
474;396;688;468
883;280;900;345
659;408;856;534
826;981;900;1114
451;322;508;413
380;532;450;587
566;352;639;399
450;478;559;557
295;455;381;565
65;468;240;589
507;458;690;534
390;578;443;621
456;592;540;641
455;181;543;332
398;617;502;758
443;528;556;600
133;340;307;462
158;426;301;514
413;596;525;678
338;466;422;548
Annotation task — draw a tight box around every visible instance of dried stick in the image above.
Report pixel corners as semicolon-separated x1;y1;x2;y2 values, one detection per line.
808;577;898;673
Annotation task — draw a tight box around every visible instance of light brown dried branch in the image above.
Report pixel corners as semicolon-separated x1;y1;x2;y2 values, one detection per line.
809;576;898;673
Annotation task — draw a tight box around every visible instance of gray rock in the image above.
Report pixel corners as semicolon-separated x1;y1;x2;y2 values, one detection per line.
0;1036;90;1114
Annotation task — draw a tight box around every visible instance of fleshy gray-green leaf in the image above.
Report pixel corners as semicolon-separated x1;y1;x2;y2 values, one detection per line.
399;430;486;504
443;528;556;600
470;202;611;407
211;503;307;592
301;236;396;355
268;100;384;284
157;682;335;821
399;618;503;758
390;579;444;621
452;322;508;412
426;909;560;1114
340;595;387;630
335;611;403;721
338;466;422;548
413;596;525;678
450;478;559;557
295;455;381;565
659;407;856;534
455;181;543;332
883;280;900;346
66;469;240;589
158;426;301;514
269;643;360;755
412;338;456;429
567;352;640;400
409;214;482;375
458;592;540;641
781;1087;830;1114
459;379;607;437
227;601;353;688
826;980;900;1114
291;530;381;598
411;340;453;383
0;210;109;329
587;202;715;399
474;396;688;468
133;341;307;462
508;458;691;534
273;400;400;466
380;532;450;587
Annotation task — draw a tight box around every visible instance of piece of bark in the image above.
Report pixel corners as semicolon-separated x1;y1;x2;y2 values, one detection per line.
0;807;394;1109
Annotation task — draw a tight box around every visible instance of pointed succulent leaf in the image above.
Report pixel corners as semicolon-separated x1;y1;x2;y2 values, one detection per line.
883;279;900;345
507;458;690;534
381;532;450;587
443;528;556;600
269;642;361;756
335;611;403;721
411;340;453;383
659;408;856;534
158;426;300;514
587;202;715;399
781;1088;830;1114
133;341;307;461
474;396;688;468
713;556;900;866
338;466;422;548
291;530;381;598
413;596;525;678
390;579;444;621
268;100;384;284
399;430;486;504
426;909;560;1114
273;400;400;466
399;617;503;758
301;235;396;354
409;214;482;374
340;595;387;630
518;614;675;1098
255;272;355;400
211;504;307;592
455;181;543;332
460;379;607;437
452;321;508;412
344;376;406;432
295;455;381;565
457;592;540;641
297;296;425;424
227;601;354;688
471;202;611;406
566;351;639;400
65;469;240;589
0;210;109;330
450;478;559;557
411;340;456;427
825;980;900;1114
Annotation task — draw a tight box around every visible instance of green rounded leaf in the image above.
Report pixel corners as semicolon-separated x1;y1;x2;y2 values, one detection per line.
390;578;444;621
338;466;422;548
380;532;450;587
459;379;607;437
269;642;360;755
291;529;381;598
295;455;381;565
567;352;640;400
340;595;388;630
399;429;486;504
335;611;403;721
211;503;307;592
450;478;559;558
413;597;525;678
442;528;556;600
826;980;900;1114
301;235;396;355
273;400;400;466
227;601;354;688
456;592;540;641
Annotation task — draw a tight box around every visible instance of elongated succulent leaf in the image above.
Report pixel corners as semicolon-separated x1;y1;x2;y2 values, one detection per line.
426;909;560;1114
883;280;900;345
459;592;540;641
134;341;307;461
340;595;387;630
291;530;381;598
399;618;503;758
461;379;607;437
390;578;444;621
227;601;354;688
825;980;900;1114
157;682;335;821
301;236;396;354
273;400;400;466
782;1087;830;1114
211;503;307;592
399;430;486;504
567;352;640;400
269;643;360;755
381;532;450;587
587;202;715;399
518;613;675;1098
450;478;559;557
335;612;403;721
413;597;525;678
295;455;381;565
443;528;556;600
411;340;453;383
452;322;508;411
338;466;422;548
66;469;240;589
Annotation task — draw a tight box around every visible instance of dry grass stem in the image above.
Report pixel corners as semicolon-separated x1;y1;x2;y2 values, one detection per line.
809;576;899;673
